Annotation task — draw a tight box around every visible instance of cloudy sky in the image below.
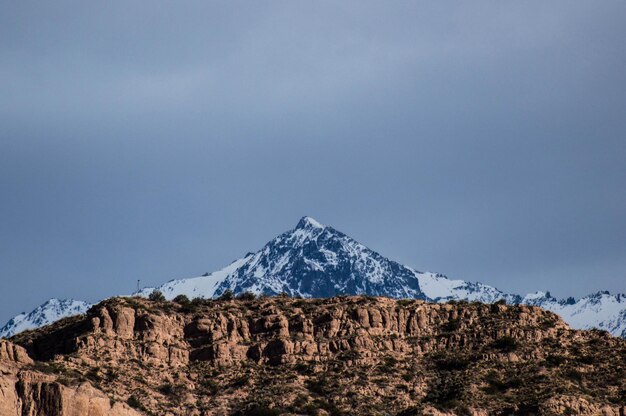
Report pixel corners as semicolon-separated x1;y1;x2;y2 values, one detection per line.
1;1;625;323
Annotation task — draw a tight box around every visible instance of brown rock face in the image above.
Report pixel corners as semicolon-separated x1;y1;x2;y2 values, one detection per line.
0;340;140;416
4;296;626;415
0;339;33;364
15;378;141;416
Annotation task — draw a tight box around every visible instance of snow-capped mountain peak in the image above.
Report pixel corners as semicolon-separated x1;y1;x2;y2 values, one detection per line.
0;298;91;338
296;216;325;230
139;217;427;300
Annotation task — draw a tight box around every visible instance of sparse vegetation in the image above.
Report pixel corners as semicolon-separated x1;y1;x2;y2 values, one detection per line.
158;383;174;395
126;395;147;411
234;404;285;416
397;299;414;307
378;356;399;372
218;289;234;301
237;291;257;301
432;353;471;371
305;376;329;395
442;318;462;332
482;371;523;394
544;354;566;367
148;290;166;302
492;336;519;352
563;368;584;383
5;295;626;415
172;294;190;305
85;366;102;383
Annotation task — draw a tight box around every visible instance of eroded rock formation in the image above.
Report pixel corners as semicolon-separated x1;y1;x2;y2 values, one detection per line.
0;340;140;415
2;296;626;415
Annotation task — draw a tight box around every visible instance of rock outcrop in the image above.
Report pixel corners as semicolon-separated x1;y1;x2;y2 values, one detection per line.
0;340;140;416
3;296;626;415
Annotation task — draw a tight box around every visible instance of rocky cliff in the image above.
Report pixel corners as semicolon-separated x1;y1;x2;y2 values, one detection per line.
0;339;140;416
2;295;626;415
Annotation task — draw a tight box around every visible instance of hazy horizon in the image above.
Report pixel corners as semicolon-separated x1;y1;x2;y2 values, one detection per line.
1;1;625;323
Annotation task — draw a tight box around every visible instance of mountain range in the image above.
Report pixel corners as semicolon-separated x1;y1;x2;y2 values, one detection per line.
2;216;625;338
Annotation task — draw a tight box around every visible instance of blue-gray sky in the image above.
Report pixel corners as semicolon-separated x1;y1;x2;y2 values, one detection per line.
1;1;625;323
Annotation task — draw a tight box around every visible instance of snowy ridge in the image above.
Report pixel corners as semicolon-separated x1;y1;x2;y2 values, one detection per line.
2;216;626;338
522;291;626;338
0;299;91;338
138;216;426;300
415;272;521;304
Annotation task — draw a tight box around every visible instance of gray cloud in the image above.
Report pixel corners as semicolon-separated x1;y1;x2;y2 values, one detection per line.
1;1;625;322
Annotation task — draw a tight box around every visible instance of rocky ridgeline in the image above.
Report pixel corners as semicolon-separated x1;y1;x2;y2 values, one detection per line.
2;295;626;415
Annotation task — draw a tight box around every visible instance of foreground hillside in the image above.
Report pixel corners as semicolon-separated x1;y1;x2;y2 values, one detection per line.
2;295;626;415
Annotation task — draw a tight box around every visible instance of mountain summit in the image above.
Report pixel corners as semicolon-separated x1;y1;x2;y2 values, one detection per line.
295;215;324;229
2;216;626;338
140;216;427;300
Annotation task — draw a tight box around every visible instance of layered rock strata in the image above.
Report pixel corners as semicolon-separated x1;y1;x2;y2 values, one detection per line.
2;296;625;415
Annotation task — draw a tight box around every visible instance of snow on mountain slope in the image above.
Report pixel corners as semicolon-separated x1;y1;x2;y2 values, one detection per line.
139;216;427;300
136;255;253;300
2;216;625;339
415;272;521;304
0;299;91;338
523;291;626;338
